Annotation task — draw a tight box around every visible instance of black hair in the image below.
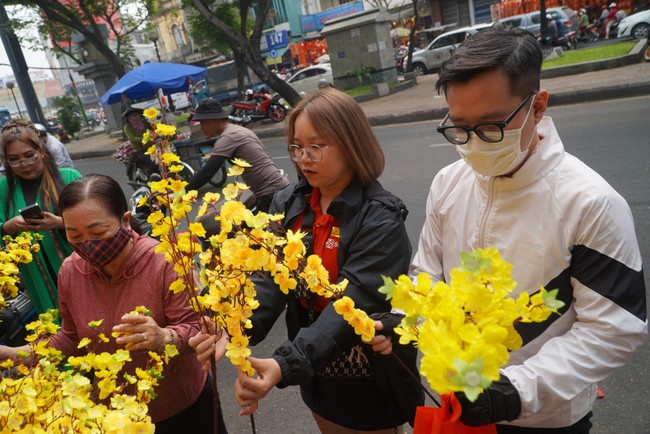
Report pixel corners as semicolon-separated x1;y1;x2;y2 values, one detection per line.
436;24;543;99
58;174;143;235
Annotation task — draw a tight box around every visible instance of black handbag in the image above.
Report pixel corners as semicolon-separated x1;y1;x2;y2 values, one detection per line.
0;291;38;346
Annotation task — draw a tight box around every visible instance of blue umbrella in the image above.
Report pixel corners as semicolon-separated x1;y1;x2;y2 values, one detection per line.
101;62;207;105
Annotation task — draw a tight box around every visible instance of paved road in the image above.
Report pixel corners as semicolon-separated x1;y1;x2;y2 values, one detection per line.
74;95;650;433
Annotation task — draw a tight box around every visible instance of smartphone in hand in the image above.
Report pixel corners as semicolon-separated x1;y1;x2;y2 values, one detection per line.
19;203;44;220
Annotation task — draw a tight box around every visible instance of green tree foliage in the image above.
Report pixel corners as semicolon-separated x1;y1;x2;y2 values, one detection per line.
186;1;247;93
186;1;240;58
189;0;301;106
53;95;81;136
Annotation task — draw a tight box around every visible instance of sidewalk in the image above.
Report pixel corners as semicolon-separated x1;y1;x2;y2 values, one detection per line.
66;56;650;161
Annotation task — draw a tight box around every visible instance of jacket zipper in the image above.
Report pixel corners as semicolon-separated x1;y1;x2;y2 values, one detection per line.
477;178;495;249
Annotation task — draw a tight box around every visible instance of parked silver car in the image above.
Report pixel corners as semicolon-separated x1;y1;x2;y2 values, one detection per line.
499;6;579;36
408;23;493;75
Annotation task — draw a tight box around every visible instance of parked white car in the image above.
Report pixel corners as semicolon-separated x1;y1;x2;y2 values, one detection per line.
285;64;333;95
617;9;650;40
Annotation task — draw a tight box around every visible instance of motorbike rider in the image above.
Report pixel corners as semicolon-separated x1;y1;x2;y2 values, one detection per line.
604;2;618;39
122;107;158;181
547;13;559;45
552;12;566;39
579;8;590;31
185;98;288;212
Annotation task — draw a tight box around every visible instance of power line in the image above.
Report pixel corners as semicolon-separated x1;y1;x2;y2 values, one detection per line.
0;62;73;71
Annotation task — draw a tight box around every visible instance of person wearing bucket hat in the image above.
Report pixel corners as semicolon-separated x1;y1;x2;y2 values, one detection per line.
185;98;288;212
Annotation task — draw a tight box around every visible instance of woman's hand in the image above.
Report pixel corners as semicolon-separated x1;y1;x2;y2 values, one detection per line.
0;344;31;363
235;357;282;416
3;215;35;235
113;314;167;352
27;211;63;232
370;320;394;355
188;317;229;371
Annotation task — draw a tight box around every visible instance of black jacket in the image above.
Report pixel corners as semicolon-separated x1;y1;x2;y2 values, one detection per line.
249;177;423;430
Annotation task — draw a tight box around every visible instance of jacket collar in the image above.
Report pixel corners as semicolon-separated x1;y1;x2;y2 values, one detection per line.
290;177;365;225
474;116;566;192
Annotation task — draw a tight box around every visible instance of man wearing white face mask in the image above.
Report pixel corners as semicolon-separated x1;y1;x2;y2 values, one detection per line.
409;24;647;432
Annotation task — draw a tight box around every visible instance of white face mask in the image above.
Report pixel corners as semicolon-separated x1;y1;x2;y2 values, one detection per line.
457;101;535;177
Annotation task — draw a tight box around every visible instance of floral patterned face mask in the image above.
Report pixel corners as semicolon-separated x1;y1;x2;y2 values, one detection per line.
70;226;132;268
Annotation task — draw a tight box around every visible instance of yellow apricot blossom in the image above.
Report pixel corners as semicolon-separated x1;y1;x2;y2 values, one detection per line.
380;248;564;401
142;108;159;120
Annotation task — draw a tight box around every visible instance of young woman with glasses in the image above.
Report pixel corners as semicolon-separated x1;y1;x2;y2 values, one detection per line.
190;88;424;433
0;120;82;313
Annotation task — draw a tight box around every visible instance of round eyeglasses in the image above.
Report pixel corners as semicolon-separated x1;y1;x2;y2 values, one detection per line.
437;92;536;145
7;152;40;168
287;144;331;162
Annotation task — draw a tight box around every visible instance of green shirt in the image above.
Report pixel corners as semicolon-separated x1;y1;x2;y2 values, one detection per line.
0;168;83;313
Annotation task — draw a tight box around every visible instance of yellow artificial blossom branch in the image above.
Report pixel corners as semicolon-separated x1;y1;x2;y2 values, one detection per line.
140;114;372;378
378;248;565;402
0;232;41;307
0;308;177;432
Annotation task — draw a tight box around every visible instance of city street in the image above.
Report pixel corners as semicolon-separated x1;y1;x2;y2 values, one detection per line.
75;94;650;433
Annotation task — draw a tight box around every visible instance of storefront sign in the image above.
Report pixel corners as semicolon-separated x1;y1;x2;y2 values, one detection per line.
266;31;288;50
300;1;364;33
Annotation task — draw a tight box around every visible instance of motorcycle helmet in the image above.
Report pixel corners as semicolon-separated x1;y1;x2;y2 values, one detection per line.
579;8;586;14
244;89;254;99
609;2;616;7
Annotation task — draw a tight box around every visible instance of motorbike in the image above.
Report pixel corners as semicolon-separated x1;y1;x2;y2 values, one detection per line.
129;173;163;236
228;89;288;126
597;18;619;40
539;30;577;51
578;23;600;43
113;141;196;192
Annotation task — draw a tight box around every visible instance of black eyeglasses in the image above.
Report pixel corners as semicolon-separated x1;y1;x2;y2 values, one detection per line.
7;152;40;168
437;92;536;145
287;144;331;162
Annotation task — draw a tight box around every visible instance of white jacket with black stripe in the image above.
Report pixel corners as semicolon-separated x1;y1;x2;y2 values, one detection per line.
410;116;647;428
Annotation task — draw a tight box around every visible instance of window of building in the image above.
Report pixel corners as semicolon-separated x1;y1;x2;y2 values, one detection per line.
172;25;184;48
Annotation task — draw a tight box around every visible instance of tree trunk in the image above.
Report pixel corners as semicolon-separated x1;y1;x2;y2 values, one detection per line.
191;0;302;106
406;0;420;72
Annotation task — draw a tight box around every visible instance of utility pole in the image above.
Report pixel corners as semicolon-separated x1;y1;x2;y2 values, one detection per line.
0;4;47;125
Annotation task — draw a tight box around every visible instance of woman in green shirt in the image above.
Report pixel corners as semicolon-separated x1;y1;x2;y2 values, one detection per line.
0;120;82;313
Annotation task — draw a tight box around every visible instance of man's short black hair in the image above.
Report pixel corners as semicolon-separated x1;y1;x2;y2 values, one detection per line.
436;24;543;98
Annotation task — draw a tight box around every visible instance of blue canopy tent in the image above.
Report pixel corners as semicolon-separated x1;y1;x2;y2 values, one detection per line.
101;62;207;106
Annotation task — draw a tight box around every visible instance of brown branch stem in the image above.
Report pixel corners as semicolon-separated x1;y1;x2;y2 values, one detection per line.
389;352;440;407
